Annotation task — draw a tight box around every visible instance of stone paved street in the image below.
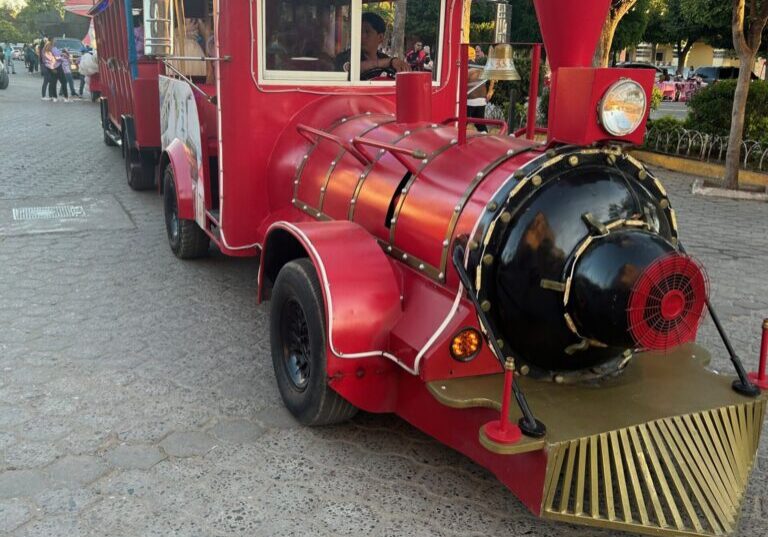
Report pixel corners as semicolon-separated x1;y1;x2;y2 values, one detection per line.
1;69;767;537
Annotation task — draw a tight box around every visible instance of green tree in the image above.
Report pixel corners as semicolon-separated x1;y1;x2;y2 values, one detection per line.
595;0;641;66
0;19;24;43
724;0;768;189
611;0;652;62
16;0;63;37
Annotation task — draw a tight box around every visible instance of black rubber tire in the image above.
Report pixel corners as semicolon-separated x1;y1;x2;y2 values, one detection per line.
270;258;358;426
103;129;117;147
91;91;101;102
0;71;8;90
125;140;155;191
163;166;209;259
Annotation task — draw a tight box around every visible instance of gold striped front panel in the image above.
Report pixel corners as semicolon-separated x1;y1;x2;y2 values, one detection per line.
542;401;766;537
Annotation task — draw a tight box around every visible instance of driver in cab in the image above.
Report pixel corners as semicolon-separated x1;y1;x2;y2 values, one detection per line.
336;12;410;79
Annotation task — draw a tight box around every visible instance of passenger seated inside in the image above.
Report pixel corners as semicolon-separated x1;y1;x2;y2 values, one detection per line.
335;12;410;80
168;0;214;80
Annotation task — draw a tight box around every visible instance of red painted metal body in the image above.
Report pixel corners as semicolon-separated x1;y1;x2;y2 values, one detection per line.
749;320;768;389
91;0;160;151
96;0;664;519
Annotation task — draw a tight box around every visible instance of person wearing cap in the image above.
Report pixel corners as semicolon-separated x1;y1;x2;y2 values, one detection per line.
335;12;410;78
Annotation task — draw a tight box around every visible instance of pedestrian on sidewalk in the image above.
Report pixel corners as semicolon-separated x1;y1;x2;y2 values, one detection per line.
2;43;15;74
42;41;68;101
39;39;51;99
60;50;79;97
25;44;38;74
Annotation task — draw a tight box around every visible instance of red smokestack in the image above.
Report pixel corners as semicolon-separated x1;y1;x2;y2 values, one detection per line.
396;72;432;124
532;0;612;70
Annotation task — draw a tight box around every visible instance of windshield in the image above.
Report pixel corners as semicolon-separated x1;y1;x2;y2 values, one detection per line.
54;39;82;51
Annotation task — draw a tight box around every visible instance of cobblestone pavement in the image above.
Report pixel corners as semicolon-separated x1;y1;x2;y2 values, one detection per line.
1;69;767;537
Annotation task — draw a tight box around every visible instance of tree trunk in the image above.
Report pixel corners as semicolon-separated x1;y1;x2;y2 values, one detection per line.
393;0;407;59
723;53;755;189
678;39;696;75
593;16;619;67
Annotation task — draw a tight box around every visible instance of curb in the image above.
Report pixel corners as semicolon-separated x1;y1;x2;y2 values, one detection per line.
630;150;768;189
691;179;768;202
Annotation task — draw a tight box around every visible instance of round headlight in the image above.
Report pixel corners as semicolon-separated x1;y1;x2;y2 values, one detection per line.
599;79;647;137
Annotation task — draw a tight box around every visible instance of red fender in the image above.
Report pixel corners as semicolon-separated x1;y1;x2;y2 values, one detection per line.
261;221;405;412
164;139;195;221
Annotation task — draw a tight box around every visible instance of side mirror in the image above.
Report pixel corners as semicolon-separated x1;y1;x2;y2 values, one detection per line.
143;0;174;57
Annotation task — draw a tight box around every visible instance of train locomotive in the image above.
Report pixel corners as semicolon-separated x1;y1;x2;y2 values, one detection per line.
91;0;766;535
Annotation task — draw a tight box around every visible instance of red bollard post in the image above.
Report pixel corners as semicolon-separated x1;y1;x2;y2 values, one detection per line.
748;319;768;390
482;358;522;444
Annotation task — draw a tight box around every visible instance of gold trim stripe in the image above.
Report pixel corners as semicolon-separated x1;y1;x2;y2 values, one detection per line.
542;400;765;537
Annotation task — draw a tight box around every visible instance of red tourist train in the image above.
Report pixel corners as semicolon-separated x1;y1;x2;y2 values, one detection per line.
91;1;766;535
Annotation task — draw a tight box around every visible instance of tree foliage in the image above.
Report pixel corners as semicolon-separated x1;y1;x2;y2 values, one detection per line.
612;0;652;53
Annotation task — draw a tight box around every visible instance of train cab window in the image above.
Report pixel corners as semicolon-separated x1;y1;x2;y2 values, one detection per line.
264;0;352;80
260;0;444;85
355;0;442;82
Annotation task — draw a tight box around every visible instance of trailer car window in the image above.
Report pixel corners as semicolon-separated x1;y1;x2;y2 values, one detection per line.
264;0;352;78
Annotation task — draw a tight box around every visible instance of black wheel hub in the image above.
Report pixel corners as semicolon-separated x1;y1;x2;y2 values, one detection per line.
164;177;180;243
281;299;311;391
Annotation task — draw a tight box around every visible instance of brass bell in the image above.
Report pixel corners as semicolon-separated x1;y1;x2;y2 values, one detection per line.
483;44;521;81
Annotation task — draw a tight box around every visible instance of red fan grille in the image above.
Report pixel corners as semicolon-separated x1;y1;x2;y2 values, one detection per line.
627;253;708;350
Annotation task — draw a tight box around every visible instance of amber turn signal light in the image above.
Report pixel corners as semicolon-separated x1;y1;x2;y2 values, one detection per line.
450;328;482;362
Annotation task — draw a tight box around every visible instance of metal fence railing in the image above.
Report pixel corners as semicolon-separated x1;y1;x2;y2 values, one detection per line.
644;126;768;173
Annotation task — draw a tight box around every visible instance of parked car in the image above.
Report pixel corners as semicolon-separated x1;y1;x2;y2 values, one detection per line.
615;62;666;82
692;66;758;83
660;65;692;79
12;47;22;60
52;37;85;78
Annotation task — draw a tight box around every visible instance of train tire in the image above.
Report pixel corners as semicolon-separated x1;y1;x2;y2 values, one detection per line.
270;259;358;426
126;145;155;191
163;166;209;259
103;129;117;147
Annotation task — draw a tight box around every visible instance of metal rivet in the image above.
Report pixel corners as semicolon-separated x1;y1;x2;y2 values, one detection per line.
513;170;525;179
360;174;365;179
568;156;579;167
390;218;396;224
487;202;498;212
469;240;479;251
438;272;445;280
546;149;557;158
454;205;461;213
419;264;425;271
451;139;457;144
379;149;386;156
341;118;347;123
291;198;296;203
320;187;326;192
332;160;338;165
402;253;408;260
659;199;670;209
500;212;512;224
442;239;450;247
422;159;428;165
481;300;491;312
477;171;484;178
387;246;393;252
302;205;307;211
366;111;372;115
303;155;308;160
638;169;648;180
294;180;299;185
404;130;411;136
496;338;505;349
482;254;494;266
520;365;530;376
532;175;542;187
350;199;356;204
555;375;565;384
607;154;617;165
